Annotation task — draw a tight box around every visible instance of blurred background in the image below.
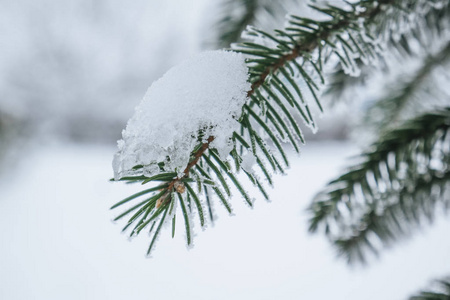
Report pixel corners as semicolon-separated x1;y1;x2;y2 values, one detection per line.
0;1;449;299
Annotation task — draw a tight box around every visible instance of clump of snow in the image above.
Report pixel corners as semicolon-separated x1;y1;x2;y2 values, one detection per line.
113;50;250;180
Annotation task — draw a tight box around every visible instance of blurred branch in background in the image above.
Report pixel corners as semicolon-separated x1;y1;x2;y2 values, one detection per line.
213;0;260;48
309;0;450;265
324;1;450;106
364;41;450;135
309;108;450;264
0;110;28;174
410;277;450;300
206;0;314;49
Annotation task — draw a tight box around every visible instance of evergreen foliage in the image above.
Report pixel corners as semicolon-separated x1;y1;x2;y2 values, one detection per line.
111;0;450;263
309;108;450;264
325;1;450;102
410;277;450;300
364;40;450;133
213;0;260;48
309;0;450;265
212;0;295;48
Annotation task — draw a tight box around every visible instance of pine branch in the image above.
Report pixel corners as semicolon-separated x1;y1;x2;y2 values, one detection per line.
212;0;296;48
308;108;450;264
324;0;450;103
111;0;446;256
241;0;393;97
216;0;260;48
322;57;376;102
213;0;259;49
410;277;450;300
366;40;450;132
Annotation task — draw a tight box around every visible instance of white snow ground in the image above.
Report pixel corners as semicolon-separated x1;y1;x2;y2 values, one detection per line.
1;142;449;300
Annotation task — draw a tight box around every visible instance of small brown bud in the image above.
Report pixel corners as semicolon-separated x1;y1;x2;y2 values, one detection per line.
174;181;186;194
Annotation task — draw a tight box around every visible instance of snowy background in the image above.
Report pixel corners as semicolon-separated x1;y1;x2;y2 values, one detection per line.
1;1;449;299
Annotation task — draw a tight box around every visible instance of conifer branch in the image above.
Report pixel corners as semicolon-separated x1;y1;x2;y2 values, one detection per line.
212;0;295;48
323;58;373;102
214;0;259;48
244;0;394;97
410;277;450;300
366;40;450;132
325;0;450;103
111;0;447;256
309;108;450;264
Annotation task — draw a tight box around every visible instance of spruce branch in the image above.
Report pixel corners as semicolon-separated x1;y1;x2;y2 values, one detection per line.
211;0;297;48
366;40;450;132
243;0;394;97
323;58;375;102
111;0;446;256
410;277;450;300
324;0;450;103
308;108;450;264
213;0;259;49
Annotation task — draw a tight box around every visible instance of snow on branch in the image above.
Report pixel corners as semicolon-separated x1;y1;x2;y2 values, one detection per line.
113;51;250;180
309;108;450;264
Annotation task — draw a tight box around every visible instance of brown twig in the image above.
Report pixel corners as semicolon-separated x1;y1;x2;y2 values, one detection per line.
246;0;390;97
157;136;215;207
